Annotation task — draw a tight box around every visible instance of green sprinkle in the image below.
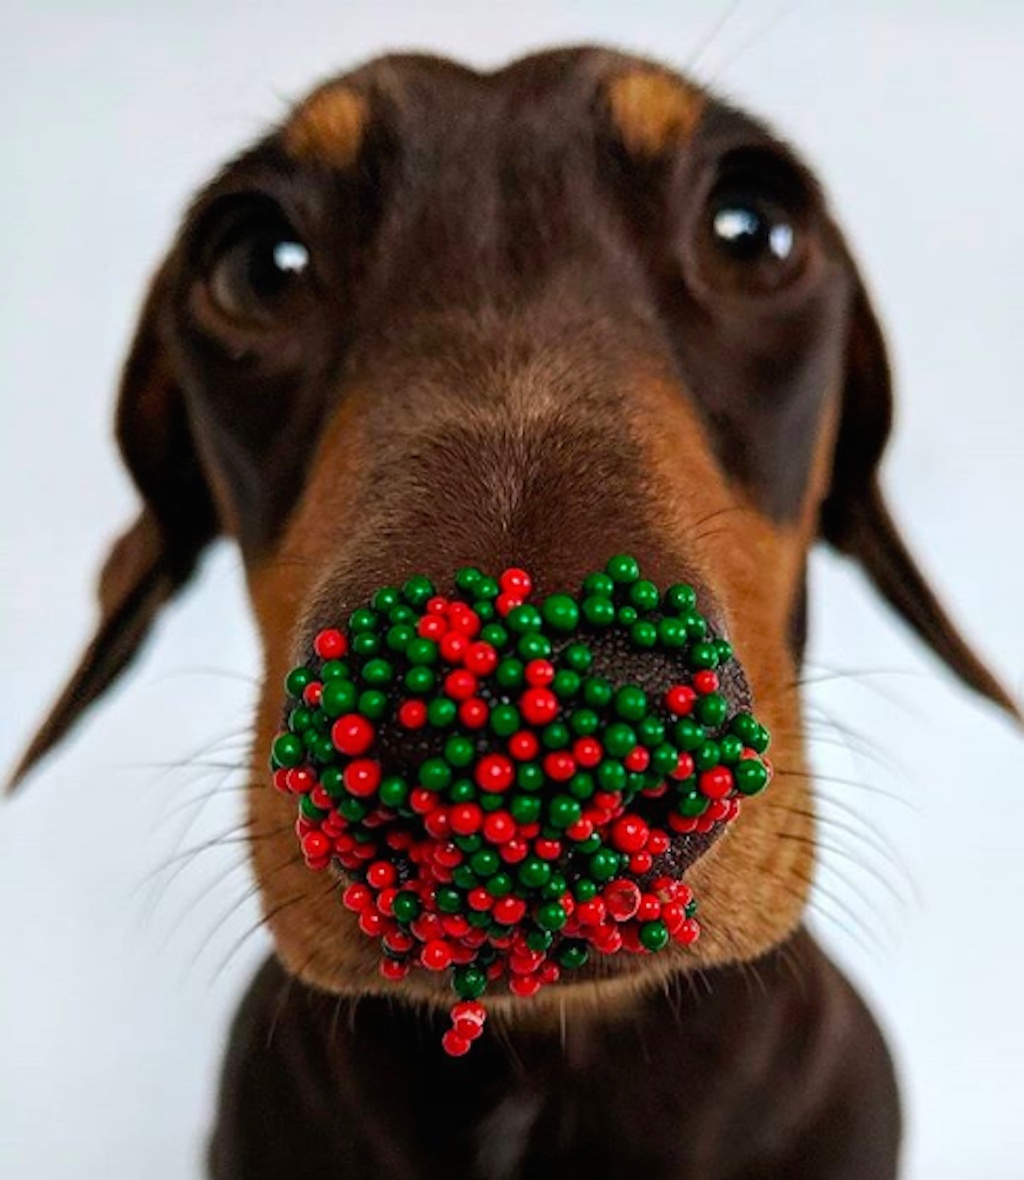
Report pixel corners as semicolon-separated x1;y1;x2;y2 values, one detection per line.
606;554;640;584
542;593;580;633
581;595;615;628
285;666;312;697
614;686;647;722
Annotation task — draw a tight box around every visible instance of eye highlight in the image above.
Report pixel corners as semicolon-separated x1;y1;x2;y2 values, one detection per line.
711;204;794;263
692;150;814;297
201;198;315;326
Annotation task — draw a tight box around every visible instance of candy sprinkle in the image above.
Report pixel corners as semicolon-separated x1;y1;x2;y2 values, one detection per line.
269;556;772;1055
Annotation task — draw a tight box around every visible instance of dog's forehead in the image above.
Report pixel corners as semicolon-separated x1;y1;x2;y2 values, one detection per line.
276;47;764;169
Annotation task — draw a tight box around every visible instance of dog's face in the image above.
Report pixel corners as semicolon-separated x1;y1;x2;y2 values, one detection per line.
12;48;1014;1006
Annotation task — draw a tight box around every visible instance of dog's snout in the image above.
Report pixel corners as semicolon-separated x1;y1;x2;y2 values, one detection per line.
268;546;776;1022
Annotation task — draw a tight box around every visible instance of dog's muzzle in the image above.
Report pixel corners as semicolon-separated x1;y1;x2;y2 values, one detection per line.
269;555;773;1054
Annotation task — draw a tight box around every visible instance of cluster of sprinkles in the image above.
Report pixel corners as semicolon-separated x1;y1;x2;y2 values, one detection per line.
270;555;772;1056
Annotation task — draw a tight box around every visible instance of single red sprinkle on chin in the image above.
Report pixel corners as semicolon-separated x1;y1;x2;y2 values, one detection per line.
272;557;774;1056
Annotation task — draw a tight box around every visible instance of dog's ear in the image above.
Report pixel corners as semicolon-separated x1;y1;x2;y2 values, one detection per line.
7;262;219;790
821;267;1020;720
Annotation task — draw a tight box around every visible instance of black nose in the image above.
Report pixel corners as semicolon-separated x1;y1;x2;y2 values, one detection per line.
281;563;760;884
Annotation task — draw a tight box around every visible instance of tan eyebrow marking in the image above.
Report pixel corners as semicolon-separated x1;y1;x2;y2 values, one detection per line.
606;71;704;155
283;86;368;168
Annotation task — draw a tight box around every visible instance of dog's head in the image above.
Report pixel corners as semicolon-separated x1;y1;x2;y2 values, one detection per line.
11;48;1016;1008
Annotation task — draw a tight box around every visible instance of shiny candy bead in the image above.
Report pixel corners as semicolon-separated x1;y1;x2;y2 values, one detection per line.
535;901;568;932
613;686;646;722
507;604;543;634
518;857;552;889
402;575;435;607
358;690;388;720
559;942;590;969
548;795;582;829
581;595;615;627
637;714;665;746
699;767;734;799
589;848;621;881
500;567;532;597
520;688;558;726
733;714;770;754
719;734;744;764
541;593;580;633
628;579;659;611
693;742;721;772
564;642;593;671
639;920;670;952
362;658;394;687
495;658;525;690
453;965;488;1000
582;677;613;709
582;571;614;597
735;758;770;795
404;666;435;694
406;637;439;666
630;621;658;649
392;892;420;923
445;736;476;768
285;666;313;697
510;795;542;825
663;583;697;613
674;718;705;751
610;816;648;853
541;722;571;750
428;697;458;728
476;754;515;793
456;566;483;594
271;733;304;769
658;617;687;648
697;692;729;728
314;629;348;659
596;760;627;793
689;641;719;670
606;554;640;584
344;759;381;797
321;679;358;717
603;723;637;759
419;758;452;792
569;708;600;736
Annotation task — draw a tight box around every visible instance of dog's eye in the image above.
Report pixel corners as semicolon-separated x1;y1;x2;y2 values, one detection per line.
693;152;813;297
699;186;805;295
204;204;313;324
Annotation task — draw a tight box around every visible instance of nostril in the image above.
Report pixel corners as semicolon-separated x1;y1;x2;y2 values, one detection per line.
269;556;773;1056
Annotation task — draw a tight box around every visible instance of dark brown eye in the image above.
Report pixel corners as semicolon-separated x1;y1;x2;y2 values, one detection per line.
698;185;805;296
694;151;812;296
204;201;313;324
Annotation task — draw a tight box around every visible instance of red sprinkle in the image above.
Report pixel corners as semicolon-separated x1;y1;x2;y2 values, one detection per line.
313;629;347;659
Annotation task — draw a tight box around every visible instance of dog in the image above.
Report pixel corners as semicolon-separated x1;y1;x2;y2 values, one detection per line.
9;46;1018;1179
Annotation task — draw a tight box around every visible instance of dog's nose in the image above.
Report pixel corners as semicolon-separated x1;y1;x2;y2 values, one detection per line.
270;556;772;1054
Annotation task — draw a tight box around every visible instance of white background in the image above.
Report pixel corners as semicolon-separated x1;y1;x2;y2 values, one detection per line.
2;2;1022;1177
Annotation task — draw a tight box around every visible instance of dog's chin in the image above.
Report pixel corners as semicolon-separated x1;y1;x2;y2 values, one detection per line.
263;825;805;1014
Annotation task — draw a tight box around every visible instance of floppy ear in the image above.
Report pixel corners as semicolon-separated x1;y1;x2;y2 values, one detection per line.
7;263;220;790
820;269;1020;721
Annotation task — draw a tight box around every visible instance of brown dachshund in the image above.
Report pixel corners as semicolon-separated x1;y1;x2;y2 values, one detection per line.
10;47;1018;1180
